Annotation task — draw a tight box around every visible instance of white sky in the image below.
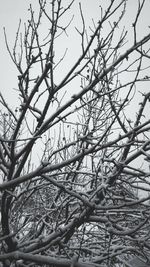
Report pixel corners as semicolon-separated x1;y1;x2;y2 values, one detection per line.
0;0;150;105
0;0;149;178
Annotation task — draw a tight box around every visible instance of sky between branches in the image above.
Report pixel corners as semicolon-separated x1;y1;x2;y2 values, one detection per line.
0;0;149;110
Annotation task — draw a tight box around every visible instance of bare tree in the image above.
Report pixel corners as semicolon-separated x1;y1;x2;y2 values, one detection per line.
0;0;150;266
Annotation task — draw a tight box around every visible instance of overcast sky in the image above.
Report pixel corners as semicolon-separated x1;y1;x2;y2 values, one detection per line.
0;0;149;173
0;0;150;105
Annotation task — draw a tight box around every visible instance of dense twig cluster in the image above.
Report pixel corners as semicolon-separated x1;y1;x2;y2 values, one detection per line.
0;0;150;266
